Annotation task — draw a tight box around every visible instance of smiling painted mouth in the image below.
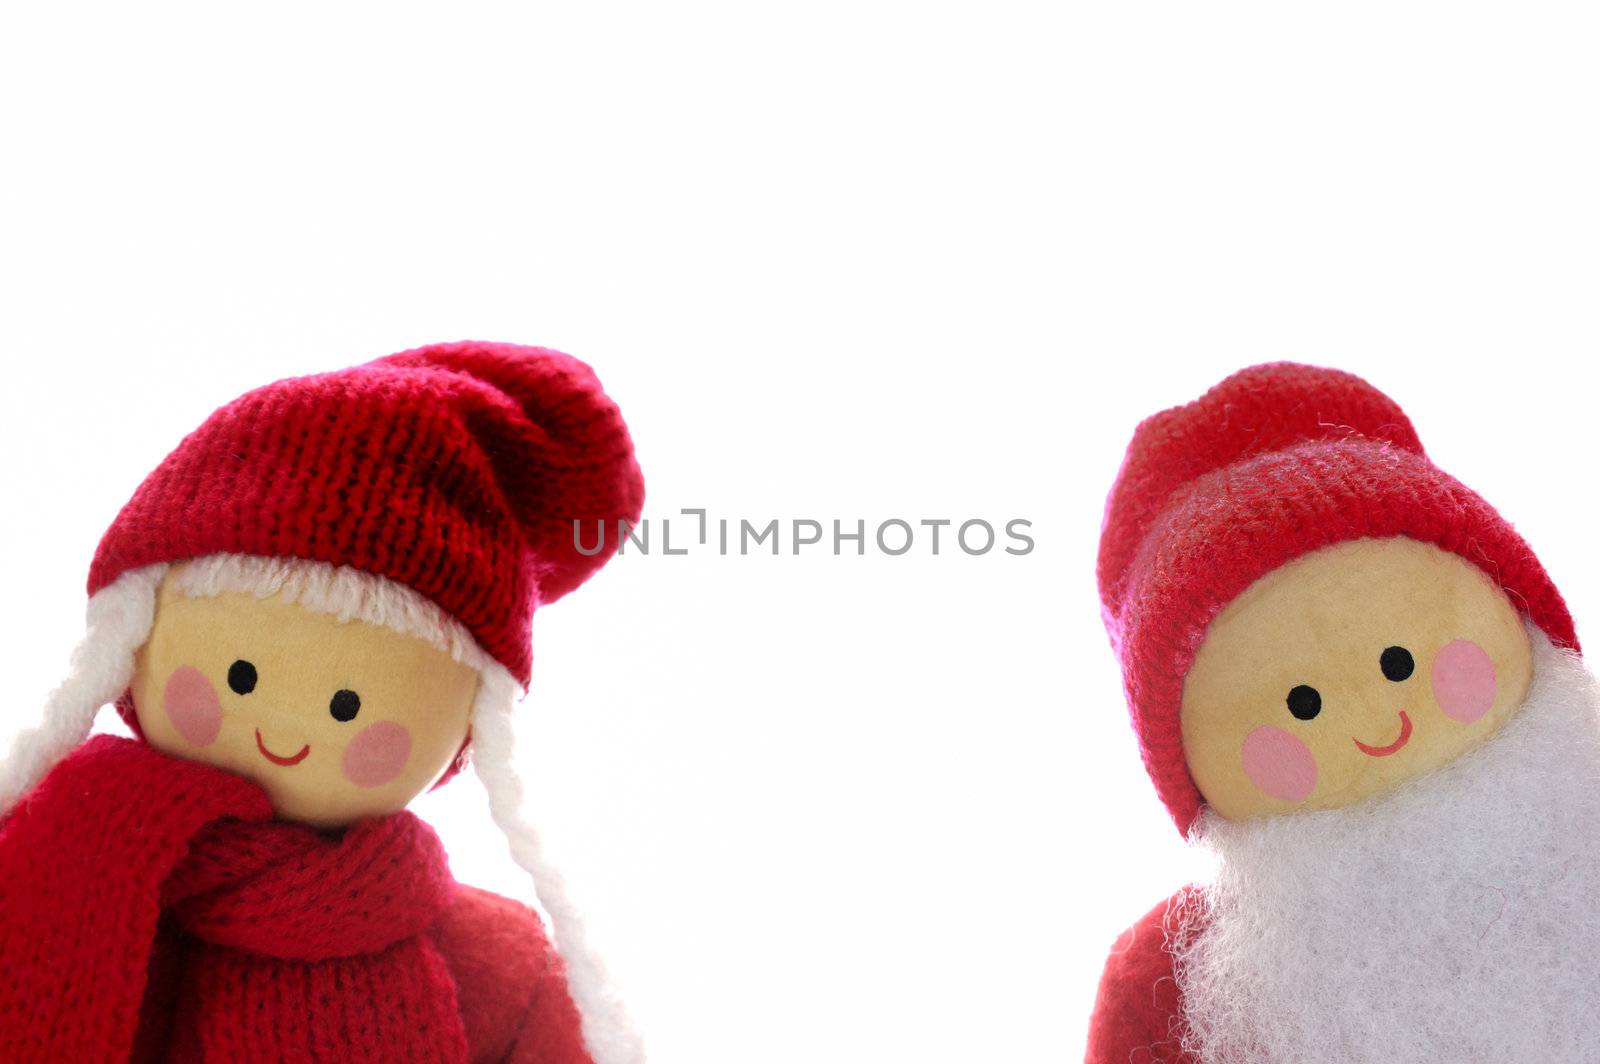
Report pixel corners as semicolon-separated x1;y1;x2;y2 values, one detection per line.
255;728;311;766
1353;710;1413;757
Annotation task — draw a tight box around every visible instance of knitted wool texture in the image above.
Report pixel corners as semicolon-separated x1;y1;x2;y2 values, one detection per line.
164;811;463;1060
0;736;474;1062
87;341;645;687
1085;892;1197;1064
1096;362;1577;833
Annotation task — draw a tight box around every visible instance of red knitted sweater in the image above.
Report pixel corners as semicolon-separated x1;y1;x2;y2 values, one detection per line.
1085;893;1198;1064
0;736;594;1064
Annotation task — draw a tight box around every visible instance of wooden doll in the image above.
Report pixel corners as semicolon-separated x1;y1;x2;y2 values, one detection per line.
0;341;645;1064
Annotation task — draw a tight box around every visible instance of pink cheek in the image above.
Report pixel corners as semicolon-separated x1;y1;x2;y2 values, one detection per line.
1240;726;1319;803
340;721;413;788
1433;638;1498;723
163;666;223;747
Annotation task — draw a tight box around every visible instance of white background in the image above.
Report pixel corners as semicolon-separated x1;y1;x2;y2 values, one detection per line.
2;4;1597;1062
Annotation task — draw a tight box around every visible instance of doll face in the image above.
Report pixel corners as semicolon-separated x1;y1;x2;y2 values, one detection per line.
1181;537;1533;820
130;573;480;828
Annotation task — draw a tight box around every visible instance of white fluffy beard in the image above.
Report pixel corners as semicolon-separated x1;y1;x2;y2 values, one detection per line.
1174;628;1600;1064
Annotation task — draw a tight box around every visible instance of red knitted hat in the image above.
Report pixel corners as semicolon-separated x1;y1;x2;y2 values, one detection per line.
1097;362;1578;834
88;340;644;687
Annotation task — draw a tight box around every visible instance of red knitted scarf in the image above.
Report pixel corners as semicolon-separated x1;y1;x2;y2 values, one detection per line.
0;736;469;1063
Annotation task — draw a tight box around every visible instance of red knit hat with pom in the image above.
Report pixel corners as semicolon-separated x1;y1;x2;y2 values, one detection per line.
1097;362;1577;834
88;340;644;688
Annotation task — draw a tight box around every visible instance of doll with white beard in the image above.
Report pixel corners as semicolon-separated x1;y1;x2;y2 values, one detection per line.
1088;363;1598;1063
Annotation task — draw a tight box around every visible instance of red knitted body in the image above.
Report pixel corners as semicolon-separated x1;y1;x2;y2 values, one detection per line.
87;341;645;686
0;737;593;1063
1097;363;1577;832
1085;894;1197;1064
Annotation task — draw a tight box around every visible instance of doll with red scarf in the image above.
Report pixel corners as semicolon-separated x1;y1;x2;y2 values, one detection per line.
0;341;646;1063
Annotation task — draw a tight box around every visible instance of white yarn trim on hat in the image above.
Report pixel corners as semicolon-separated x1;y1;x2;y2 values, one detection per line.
168;553;500;677
0;554;643;1064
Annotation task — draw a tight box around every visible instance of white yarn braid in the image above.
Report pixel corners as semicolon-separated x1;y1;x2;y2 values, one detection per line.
0;564;167;816
471;671;646;1064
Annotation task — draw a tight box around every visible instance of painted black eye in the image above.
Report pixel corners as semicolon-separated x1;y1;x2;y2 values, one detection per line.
1286;684;1322;721
1380;646;1415;682
227;660;258;695
329;689;361;722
